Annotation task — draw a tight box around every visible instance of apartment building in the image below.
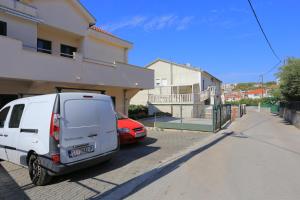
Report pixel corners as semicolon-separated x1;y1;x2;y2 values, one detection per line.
130;59;222;117
0;0;154;114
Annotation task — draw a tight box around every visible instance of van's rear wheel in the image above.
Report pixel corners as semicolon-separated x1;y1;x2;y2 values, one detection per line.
28;154;52;186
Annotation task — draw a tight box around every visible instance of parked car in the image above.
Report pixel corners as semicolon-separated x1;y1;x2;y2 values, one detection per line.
0;93;119;186
117;112;147;144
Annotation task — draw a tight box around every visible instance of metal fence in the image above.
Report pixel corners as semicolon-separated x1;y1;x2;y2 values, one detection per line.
141;104;231;132
213;104;232;132
279;101;300;111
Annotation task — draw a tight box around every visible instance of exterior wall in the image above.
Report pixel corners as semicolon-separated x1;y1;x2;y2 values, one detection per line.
30;0;90;36
0;78;138;115
0;0;38;17
82;36;127;63
148;104;210;119
37;25;82;56
279;107;300;129
247;94;261;99
0;12;37;49
200;72;221;94
0;0;154;115
171;65;199;86
131;60;222;106
129;89;149;106
0;36;154;89
148;61;199;87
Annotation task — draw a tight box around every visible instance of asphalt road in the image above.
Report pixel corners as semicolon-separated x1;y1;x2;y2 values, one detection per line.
127;110;300;200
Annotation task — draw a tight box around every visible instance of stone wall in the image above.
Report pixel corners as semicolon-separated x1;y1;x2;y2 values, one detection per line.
280;108;300;129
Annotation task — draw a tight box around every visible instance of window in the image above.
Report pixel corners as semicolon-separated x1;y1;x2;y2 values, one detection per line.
0;107;10;128
64;100;101;128
9;104;25;128
161;79;168;86
155;78;161;86
61;44;77;58
0;21;7;36
37;39;52;54
202;80;205;91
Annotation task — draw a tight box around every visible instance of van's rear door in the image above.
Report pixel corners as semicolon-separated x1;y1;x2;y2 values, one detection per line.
59;93;117;164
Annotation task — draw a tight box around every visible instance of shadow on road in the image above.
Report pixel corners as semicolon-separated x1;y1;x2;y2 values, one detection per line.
50;137;159;185
90;131;233;200
0;163;30;200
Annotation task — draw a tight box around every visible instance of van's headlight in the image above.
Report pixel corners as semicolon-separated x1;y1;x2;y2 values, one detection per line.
118;128;130;134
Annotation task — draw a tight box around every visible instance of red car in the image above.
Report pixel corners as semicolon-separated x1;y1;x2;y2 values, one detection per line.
117;112;147;144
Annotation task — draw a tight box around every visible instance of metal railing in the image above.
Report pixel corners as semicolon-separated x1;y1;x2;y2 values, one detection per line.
148;90;210;104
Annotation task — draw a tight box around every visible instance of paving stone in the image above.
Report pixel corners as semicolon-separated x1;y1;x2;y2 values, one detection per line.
0;130;210;200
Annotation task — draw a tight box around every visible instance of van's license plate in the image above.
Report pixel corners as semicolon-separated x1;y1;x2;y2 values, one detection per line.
68;145;95;158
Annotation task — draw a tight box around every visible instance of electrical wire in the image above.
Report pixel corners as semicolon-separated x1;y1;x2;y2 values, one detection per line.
247;0;281;62
262;60;282;75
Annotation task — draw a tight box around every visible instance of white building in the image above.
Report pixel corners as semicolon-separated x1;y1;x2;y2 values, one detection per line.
0;0;154;114
131;59;222;117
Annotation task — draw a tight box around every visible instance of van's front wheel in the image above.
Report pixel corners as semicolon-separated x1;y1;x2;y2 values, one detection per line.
28;154;52;186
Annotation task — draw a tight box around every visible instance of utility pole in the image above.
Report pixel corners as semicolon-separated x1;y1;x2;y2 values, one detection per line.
260;74;264;98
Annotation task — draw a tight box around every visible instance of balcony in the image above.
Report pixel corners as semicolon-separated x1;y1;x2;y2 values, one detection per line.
0;0;38;19
0;36;154;89
148;90;210;104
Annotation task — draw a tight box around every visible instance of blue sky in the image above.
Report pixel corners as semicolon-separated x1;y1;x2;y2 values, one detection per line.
81;0;300;83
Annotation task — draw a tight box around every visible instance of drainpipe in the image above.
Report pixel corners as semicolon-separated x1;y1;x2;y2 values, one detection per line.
123;89;128;115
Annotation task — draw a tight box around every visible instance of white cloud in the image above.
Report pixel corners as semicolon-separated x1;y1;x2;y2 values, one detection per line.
100;15;194;32
176;16;194;31
101;16;147;32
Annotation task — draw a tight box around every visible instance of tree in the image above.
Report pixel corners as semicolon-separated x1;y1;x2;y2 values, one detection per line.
277;58;300;101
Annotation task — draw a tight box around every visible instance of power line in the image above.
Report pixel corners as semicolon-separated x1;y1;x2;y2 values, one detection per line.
247;0;281;62
262;60;282;75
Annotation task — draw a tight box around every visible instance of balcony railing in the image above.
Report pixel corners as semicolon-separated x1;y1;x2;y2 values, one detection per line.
0;0;38;17
148;90;210;104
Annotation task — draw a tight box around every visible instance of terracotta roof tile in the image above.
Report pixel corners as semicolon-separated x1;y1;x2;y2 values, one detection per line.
246;89;266;95
89;26;133;45
89;25;120;38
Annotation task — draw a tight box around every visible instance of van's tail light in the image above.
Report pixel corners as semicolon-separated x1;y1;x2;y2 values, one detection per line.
50;113;60;141
51;154;60;164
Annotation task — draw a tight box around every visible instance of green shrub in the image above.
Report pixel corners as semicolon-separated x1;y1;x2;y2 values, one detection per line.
226;97;279;106
128;105;149;119
277;58;300;101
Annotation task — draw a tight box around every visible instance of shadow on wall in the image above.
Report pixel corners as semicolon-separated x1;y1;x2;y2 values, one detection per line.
280;107;300;129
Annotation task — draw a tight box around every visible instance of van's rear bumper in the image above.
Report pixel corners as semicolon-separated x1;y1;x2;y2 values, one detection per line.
40;149;118;176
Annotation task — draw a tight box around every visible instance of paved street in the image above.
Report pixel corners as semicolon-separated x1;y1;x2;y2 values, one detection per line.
127;110;300;200
0;130;209;200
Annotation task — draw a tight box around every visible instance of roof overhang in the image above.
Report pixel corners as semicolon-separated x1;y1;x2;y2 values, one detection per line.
87;28;133;49
73;0;96;24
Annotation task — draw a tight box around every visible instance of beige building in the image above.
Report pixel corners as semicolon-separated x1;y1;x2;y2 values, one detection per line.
0;0;153;114
130;59;222;117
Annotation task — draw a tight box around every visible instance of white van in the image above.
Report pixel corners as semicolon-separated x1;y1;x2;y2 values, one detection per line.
0;93;119;185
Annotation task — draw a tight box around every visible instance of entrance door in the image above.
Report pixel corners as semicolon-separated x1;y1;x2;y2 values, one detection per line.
0;95;18;109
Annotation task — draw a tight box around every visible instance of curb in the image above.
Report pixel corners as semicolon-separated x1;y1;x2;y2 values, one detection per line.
96;129;233;200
